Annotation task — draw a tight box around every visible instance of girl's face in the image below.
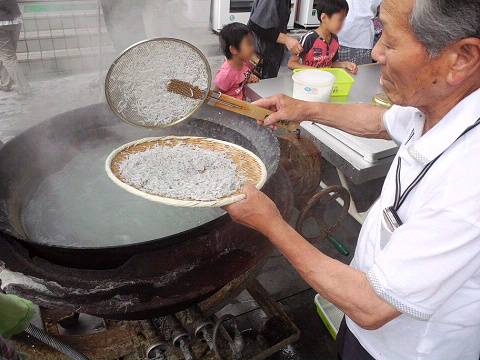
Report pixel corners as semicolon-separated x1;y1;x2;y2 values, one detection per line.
236;33;256;61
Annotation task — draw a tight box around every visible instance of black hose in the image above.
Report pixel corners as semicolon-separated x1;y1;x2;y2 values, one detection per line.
25;324;89;360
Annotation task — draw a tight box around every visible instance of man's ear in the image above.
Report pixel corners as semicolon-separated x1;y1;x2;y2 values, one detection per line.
229;45;238;56
446;37;480;85
320;13;328;23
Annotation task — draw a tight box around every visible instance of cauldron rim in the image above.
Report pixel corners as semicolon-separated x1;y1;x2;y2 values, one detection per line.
8;212;232;269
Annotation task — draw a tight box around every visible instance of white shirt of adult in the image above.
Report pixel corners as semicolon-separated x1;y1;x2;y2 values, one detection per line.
337;0;382;49
346;87;480;360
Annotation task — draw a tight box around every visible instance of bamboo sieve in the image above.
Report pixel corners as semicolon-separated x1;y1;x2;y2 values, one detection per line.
105;136;268;207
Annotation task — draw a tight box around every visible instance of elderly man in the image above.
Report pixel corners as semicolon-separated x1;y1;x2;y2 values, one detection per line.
224;0;480;359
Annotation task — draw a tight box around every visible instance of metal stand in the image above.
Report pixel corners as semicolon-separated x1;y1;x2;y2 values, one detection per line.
213;279;300;360
320;169;376;225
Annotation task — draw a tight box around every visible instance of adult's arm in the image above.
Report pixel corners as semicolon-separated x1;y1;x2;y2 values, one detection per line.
248;20;280;42
254;94;391;139
248;20;303;54
224;186;401;330
277;33;303;54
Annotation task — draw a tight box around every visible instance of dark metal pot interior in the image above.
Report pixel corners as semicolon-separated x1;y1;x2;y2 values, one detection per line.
0;103;280;269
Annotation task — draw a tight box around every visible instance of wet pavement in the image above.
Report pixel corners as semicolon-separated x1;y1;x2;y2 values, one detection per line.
0;72;98;143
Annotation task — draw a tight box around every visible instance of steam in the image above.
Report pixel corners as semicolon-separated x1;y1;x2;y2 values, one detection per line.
0;0;228;241
104;0;213;55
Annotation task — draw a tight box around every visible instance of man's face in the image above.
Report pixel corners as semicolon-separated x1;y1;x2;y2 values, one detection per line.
372;0;450;107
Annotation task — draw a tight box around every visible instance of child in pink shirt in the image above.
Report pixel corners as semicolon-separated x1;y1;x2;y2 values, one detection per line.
214;23;259;100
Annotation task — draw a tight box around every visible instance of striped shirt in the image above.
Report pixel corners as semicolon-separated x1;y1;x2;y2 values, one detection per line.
298;30;339;68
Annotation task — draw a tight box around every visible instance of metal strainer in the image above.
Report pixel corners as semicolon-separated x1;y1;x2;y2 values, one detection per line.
105;38;298;131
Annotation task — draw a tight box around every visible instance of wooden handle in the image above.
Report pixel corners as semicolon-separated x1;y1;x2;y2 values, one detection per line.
206;91;299;131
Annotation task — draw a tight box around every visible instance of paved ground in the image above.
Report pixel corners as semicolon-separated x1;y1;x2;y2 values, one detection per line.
0;72;100;143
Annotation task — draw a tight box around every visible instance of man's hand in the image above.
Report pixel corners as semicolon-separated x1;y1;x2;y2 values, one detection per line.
223;184;283;235
285;36;303;55
253;94;310;129
248;73;260;83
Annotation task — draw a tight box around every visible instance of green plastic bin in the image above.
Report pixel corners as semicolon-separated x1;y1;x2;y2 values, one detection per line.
314;294;344;339
293;68;355;97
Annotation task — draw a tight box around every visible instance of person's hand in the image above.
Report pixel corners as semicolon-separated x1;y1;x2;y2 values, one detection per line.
248;73;260;83
285;36;303;55
344;61;358;74
253;93;310;129
222;184;283;234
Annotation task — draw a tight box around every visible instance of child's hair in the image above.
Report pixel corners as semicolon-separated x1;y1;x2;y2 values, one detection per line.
219;22;253;59
316;0;349;22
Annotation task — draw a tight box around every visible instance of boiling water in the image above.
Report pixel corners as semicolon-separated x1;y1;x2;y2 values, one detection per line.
21;142;224;248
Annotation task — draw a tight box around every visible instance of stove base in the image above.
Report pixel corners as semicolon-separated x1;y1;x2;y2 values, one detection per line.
10;280;300;360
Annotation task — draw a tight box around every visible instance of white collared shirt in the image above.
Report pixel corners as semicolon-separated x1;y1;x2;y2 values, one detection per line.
346;88;480;360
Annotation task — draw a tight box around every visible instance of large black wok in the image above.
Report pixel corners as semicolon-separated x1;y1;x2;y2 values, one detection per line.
0;103;294;319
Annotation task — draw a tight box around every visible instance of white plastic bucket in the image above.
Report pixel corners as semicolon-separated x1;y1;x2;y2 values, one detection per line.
292;69;336;103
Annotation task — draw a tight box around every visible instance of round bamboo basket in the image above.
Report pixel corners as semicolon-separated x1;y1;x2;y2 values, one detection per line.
105;136;268;207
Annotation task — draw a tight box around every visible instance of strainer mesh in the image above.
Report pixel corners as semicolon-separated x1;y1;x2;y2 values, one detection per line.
105;39;211;128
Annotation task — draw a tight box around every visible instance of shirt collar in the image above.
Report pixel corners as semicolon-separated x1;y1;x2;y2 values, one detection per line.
407;87;480;165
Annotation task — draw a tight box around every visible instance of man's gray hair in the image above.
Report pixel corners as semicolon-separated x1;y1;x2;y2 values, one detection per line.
409;0;480;57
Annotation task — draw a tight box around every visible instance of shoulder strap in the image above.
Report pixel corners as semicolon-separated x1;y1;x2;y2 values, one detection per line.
393;117;480;211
